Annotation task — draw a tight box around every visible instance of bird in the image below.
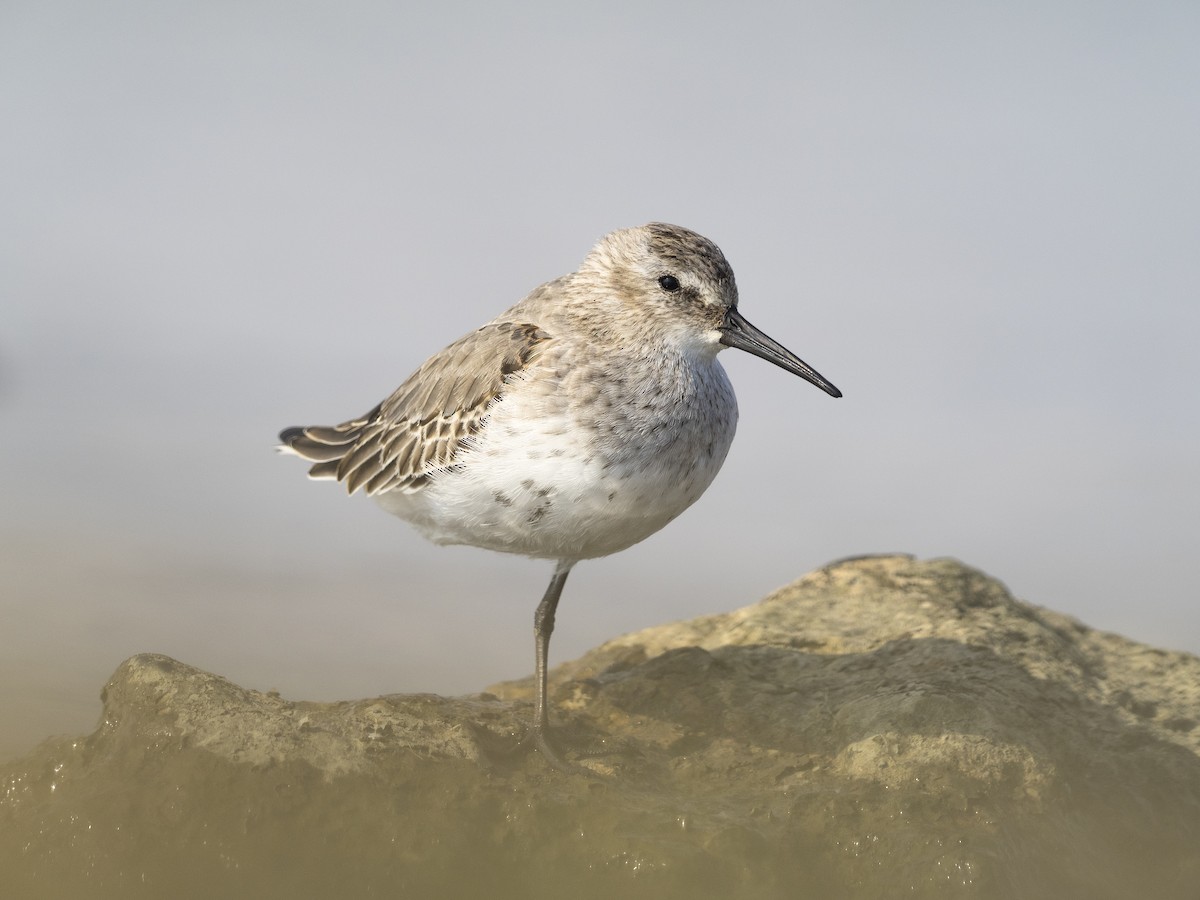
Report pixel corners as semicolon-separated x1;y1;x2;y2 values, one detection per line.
278;222;841;765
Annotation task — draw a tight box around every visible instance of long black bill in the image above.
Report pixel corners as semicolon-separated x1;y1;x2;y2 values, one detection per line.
719;307;842;398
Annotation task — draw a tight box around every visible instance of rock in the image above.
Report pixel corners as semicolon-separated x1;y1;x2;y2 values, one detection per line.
3;555;1199;899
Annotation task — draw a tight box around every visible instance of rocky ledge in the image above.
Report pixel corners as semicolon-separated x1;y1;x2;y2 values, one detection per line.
3;555;1199;899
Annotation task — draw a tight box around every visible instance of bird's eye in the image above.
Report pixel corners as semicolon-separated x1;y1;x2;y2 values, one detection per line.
658;275;681;293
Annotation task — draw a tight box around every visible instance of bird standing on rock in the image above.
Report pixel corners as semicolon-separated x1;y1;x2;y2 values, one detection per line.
278;222;841;765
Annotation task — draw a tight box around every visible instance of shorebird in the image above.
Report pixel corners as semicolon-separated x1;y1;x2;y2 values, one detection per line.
278;223;840;764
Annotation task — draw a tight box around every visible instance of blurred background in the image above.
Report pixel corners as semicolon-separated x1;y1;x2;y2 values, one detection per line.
2;1;1197;761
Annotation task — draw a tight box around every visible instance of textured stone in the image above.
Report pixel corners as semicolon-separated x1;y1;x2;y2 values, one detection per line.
3;555;1199;899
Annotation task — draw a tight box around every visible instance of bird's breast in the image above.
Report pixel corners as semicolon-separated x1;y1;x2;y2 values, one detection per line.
390;353;739;561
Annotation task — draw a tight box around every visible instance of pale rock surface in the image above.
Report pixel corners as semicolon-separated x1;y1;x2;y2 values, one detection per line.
3;555;1199;898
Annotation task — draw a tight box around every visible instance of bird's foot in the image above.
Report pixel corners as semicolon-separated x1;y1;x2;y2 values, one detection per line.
485;718;633;776
525;723;585;774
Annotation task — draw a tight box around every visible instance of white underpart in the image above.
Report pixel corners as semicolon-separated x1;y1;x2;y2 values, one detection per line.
376;343;739;562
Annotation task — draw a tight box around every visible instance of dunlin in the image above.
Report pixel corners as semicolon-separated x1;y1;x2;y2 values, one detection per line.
278;223;841;764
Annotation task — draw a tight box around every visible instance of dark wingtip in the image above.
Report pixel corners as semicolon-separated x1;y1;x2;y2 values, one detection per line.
279;426;306;445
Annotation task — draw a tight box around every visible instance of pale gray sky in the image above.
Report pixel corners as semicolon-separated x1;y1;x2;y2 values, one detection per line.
2;1;1197;759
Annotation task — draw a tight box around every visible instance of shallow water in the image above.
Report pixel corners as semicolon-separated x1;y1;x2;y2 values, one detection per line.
6;556;1200;899
4;721;1198;899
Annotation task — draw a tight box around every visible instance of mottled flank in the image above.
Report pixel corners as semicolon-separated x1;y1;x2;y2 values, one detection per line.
278;222;841;760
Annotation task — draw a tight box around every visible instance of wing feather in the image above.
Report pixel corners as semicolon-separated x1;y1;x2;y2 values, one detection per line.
278;322;551;495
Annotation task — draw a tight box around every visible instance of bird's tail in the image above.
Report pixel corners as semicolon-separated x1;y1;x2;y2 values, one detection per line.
276;418;369;481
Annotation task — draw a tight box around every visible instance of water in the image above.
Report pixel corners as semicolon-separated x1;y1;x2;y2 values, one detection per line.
3;646;1199;900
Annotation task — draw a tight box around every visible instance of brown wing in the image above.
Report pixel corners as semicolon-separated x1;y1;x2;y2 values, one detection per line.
279;321;551;495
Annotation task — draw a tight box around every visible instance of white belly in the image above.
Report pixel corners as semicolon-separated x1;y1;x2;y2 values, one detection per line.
375;357;739;562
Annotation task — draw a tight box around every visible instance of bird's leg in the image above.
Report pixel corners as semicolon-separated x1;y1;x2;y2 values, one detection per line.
530;562;572;762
